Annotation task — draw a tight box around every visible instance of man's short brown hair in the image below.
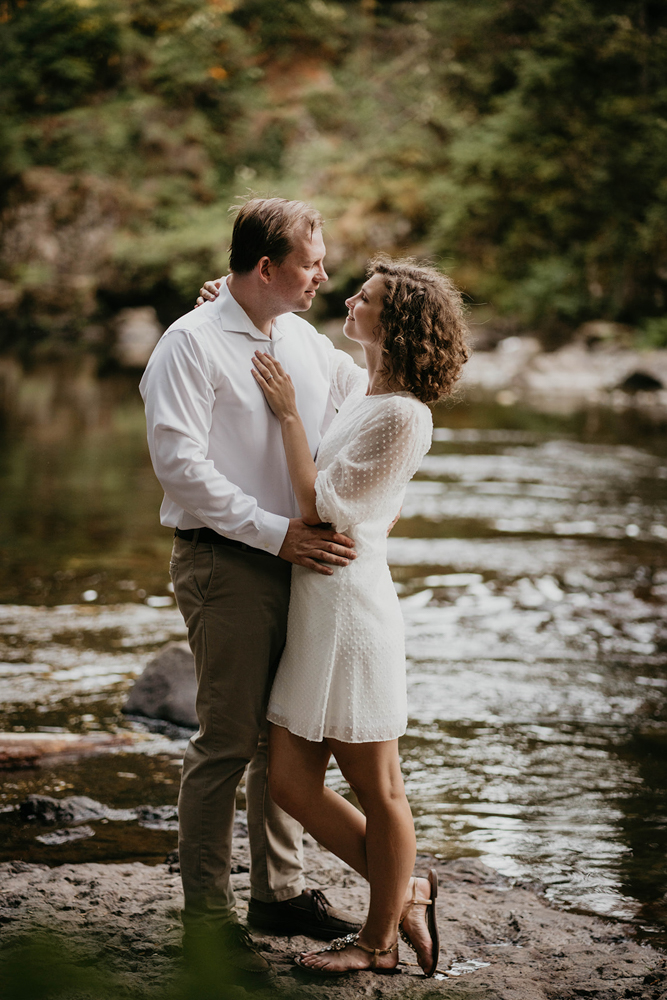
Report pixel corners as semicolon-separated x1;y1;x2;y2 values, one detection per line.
229;198;323;273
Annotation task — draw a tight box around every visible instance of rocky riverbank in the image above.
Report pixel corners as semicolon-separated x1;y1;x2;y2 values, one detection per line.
461;336;667;420
1;832;665;1000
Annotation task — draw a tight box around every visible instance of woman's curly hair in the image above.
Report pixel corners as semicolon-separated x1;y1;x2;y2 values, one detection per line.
368;256;471;404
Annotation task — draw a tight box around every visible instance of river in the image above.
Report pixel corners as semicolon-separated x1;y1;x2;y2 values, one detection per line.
1;374;666;946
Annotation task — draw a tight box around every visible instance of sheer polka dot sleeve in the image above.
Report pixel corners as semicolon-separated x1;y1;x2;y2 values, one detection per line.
315;396;432;532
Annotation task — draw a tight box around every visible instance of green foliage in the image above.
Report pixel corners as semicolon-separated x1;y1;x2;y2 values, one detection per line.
638;316;667;349
0;0;121;119
424;0;667;327
0;0;266;351
112;203;234;298
281;0;667;330
1;0;667;352
230;0;355;59
0;0;257;189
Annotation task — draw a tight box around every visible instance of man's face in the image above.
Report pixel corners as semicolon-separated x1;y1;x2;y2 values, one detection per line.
270;225;328;313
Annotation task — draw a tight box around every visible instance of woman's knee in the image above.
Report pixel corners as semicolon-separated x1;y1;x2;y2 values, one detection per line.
333;743;407;810
352;773;407;814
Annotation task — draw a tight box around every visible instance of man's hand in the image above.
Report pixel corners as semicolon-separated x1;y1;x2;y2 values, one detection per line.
279;519;356;576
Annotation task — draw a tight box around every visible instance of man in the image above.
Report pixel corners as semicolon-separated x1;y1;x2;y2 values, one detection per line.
139;198;362;985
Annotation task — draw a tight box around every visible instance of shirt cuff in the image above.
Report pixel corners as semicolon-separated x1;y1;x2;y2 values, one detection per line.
193;507;289;556
256;511;290;556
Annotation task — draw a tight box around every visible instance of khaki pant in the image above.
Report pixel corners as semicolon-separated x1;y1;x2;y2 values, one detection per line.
170;533;305;928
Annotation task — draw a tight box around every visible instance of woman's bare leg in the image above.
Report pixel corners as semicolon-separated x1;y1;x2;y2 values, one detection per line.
268;724;368;876
269;725;433;973
332;737;414;937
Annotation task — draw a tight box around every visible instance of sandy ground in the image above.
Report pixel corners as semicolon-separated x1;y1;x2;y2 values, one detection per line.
1;835;665;1000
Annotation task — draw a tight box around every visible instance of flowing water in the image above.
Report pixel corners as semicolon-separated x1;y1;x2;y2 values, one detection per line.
1;377;666;945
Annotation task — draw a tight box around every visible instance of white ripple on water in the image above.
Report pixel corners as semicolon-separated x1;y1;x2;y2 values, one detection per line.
410;438;664;541
0;602;187;644
388;535;625;577
420;439;660;484
400;711;645;921
0;604;187;702
404;580;663;658
406;654;645;727
403;486;659;540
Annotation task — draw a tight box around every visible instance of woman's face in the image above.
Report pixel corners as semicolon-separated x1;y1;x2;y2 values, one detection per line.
343;273;386;345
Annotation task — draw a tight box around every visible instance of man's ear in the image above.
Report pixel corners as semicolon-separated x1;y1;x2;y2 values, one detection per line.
258;256;274;284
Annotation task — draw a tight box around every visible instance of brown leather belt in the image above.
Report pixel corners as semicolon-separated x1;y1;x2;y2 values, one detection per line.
174;526;260;553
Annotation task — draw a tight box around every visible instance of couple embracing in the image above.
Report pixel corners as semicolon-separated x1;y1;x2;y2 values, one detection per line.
140;198;469;984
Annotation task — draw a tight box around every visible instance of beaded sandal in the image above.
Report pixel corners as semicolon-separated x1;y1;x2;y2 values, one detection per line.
398;870;440;977
294;931;400;977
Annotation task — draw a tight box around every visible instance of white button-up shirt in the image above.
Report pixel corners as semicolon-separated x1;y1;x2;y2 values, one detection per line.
139;279;356;555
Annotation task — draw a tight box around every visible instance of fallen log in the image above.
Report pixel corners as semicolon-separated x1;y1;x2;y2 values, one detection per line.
0;732;134;769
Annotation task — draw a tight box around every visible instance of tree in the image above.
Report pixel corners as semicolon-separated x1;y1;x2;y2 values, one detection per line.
426;0;667;331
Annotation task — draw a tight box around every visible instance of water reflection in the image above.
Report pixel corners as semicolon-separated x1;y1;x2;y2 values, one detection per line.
0;378;666;944
0;387;172;606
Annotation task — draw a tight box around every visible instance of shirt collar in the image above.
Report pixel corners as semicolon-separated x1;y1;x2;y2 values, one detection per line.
217;277;287;342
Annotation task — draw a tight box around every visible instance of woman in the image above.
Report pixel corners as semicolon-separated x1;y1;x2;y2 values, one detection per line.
244;256;469;977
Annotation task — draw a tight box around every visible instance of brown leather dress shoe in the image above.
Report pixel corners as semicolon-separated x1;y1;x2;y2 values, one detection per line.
247;888;362;940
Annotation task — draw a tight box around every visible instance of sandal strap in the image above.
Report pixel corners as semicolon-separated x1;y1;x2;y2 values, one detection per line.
354;938;398;969
399;876;434;954
316;932;397;970
399;925;415;952
407;876;433;906
321;932;360;953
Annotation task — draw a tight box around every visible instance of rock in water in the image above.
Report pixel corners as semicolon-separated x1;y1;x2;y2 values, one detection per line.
20;794;108;825
618;370;663;393
122;642;197;728
135;805;178;830
36;825;96;846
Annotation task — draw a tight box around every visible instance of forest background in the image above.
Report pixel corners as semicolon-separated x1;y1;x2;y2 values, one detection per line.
1;0;667;364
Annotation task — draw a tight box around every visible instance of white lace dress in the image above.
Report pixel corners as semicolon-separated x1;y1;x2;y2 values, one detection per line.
267;364;433;743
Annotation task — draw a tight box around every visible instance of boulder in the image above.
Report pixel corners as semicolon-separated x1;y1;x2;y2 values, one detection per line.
36;825;96;846
19;794;108;825
135;805;178;830
122;642;197;728
618;370;663;393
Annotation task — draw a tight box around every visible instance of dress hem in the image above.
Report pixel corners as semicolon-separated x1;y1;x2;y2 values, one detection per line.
267;712;406;745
